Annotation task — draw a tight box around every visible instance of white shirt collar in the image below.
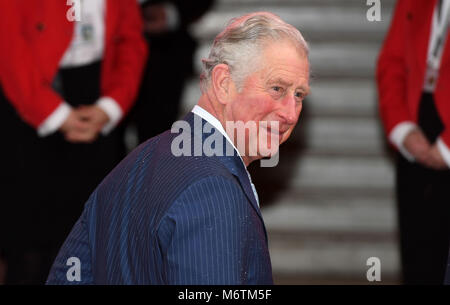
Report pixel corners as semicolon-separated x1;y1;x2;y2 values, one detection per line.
191;105;260;207
191;105;242;162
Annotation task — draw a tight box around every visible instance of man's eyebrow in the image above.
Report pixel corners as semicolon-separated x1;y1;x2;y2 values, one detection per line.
267;78;292;87
297;85;310;95
267;78;310;93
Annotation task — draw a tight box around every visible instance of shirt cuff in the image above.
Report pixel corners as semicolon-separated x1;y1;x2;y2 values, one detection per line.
164;2;180;31
389;121;418;162
37;102;72;137
437;138;450;168
96;96;123;135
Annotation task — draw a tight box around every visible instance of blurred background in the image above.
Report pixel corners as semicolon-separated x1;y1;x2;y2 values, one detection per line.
0;0;401;284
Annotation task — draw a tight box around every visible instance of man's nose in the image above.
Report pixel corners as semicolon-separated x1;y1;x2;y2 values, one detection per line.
279;94;299;125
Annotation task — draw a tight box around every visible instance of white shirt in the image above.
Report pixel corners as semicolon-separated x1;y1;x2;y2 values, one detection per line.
37;0;122;137
191;105;260;207
389;0;450;167
60;0;105;68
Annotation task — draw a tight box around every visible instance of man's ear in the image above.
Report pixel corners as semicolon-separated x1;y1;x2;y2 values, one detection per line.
211;64;233;105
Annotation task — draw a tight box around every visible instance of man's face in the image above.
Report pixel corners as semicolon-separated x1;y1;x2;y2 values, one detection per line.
225;40;310;163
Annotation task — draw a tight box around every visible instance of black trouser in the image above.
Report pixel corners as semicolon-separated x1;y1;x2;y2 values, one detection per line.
396;92;450;285
0;61;125;284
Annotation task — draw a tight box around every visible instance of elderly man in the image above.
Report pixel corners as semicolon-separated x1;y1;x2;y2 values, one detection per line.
46;12;310;285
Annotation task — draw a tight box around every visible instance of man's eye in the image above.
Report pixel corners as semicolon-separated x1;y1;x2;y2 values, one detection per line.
295;92;305;99
272;86;283;92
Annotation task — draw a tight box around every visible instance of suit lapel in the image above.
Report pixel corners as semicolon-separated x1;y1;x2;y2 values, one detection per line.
219;155;263;220
217;155;269;244
183;113;267;233
413;0;438;75
104;0;116;46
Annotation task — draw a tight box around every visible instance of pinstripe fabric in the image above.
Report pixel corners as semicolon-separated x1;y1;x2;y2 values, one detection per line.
46;113;273;284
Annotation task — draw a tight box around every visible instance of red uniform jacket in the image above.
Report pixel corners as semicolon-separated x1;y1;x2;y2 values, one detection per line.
377;0;450;147
0;0;147;129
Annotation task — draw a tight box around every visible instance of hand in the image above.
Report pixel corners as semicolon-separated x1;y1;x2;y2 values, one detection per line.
403;129;432;166
402;129;448;170
59;110;93;143
428;143;448;170
142;4;168;34
61;106;109;143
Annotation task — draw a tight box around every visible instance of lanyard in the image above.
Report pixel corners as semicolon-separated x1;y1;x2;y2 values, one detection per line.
427;0;450;71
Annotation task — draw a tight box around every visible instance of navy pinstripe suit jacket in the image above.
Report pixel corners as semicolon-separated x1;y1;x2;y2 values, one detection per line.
46;112;273;284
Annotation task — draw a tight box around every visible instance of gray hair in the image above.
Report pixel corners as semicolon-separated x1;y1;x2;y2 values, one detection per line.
200;12;309;92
